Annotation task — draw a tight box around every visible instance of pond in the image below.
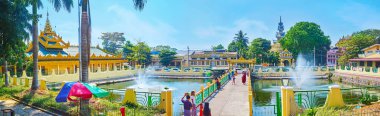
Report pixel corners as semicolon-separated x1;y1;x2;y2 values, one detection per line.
98;78;211;115
252;79;367;116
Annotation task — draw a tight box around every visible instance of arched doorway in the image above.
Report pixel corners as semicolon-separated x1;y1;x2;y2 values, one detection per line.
283;60;290;66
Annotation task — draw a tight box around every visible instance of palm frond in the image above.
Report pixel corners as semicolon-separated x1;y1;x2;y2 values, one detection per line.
133;0;147;11
48;0;73;12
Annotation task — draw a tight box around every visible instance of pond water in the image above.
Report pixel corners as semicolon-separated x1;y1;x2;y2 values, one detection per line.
252;79;362;116
98;78;211;115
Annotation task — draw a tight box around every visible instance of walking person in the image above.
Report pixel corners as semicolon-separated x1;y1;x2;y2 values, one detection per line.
242;71;247;85
203;102;211;116
232;72;236;85
182;93;193;116
190;91;197;116
216;78;221;90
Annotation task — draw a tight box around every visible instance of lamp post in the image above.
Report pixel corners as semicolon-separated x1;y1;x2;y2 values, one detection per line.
281;78;289;86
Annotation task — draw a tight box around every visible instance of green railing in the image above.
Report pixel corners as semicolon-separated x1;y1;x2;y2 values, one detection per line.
293;86;380;110
193;71;232;107
135;92;161;107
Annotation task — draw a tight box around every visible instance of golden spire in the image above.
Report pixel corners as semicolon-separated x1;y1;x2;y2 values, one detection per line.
44;11;52;33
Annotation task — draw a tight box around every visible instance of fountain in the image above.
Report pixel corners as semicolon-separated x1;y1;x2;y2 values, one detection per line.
288;54;315;89
129;67;169;92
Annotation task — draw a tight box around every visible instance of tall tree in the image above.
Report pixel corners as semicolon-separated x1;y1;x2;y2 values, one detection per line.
30;0;73;91
99;32;126;54
279;22;330;65
233;30;249;58
159;48;177;66
123;40;135;61
248;38;271;60
212;44;224;50
132;41;151;67
0;0;31;86
80;0;147;115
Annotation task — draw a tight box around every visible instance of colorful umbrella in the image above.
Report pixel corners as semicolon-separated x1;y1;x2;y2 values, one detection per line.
55;82;110;102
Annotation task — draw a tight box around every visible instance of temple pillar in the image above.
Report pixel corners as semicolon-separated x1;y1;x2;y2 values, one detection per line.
113;63;117;71
57;65;60;75
107;63;109;71
121;62;124;70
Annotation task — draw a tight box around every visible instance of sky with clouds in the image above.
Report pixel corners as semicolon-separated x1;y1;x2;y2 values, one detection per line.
37;0;380;50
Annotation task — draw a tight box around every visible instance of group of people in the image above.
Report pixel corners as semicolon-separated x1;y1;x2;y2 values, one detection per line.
231;68;247;85
181;92;211;116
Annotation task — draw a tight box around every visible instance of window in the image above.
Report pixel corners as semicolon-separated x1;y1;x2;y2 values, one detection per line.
360;61;365;66
367;61;373;67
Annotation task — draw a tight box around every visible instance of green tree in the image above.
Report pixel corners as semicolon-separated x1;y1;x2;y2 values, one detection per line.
248;38;271;60
153;45;177;52
132;41;152;67
0;0;30;86
229;30;249;58
267;52;280;66
279;22;331;65
212;44;224;50
227;41;238;52
99;32;126;54
159;48;177;66
337;29;380;64
123;40;134;61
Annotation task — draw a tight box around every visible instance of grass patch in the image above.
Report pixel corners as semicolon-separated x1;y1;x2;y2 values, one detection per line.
0;85;163;116
0;85;27;99
301;106;354;116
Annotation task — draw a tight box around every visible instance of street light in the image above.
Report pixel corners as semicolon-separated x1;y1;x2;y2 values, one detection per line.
281;78;289;86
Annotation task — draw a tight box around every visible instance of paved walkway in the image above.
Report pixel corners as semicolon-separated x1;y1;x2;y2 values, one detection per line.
0;99;52;116
208;74;249;116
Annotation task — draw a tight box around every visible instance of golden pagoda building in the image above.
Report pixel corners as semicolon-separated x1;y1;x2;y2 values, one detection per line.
25;13;127;76
270;17;294;66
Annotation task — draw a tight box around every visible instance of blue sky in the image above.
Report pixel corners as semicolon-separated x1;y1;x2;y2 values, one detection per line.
37;0;380;50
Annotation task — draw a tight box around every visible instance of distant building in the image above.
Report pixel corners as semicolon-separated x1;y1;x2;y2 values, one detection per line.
151;49;237;68
24;13;126;75
270;16;294;66
326;47;340;66
349;44;380;67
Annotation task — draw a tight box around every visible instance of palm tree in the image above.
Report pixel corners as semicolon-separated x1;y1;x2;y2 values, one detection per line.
30;0;73;91
78;0;147;115
233;30;249;58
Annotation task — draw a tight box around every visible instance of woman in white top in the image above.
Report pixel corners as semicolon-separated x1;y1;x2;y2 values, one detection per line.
190;91;197;116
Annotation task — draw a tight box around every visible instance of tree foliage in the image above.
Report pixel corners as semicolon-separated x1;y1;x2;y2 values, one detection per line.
228;30;249;58
100;32;126;54
212;44;224;50
152;45;177;52
248;38;271;58
279;22;330;65
132;41;151;66
337;29;380;65
0;0;31;86
122;40;134;62
158;48;177;66
227;41;238;52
